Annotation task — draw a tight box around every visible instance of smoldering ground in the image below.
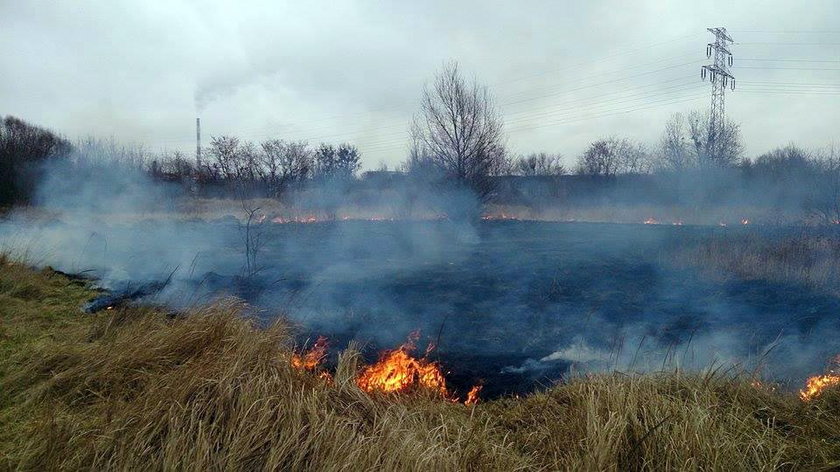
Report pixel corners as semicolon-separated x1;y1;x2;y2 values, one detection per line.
2;158;839;397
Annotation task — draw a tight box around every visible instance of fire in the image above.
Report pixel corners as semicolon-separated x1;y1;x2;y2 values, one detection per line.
644;217;658;225
291;331;483;404
741;218;750;225
672;220;684;226
356;331;450;396
800;355;840;401
800;374;840;401
464;384;482;406
291;336;329;371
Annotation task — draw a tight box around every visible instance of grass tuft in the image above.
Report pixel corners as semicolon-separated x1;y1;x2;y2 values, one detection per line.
2;259;840;470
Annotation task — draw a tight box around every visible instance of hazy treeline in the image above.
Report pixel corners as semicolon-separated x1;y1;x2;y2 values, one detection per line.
1;61;838;221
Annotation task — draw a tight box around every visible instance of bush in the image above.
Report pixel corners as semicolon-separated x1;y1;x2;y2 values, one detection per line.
0;116;72;206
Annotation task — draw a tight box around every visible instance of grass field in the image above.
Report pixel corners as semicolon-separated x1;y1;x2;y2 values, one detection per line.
7;217;838;395
2;257;840;470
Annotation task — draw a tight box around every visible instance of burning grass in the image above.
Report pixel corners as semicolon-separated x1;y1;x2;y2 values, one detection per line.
2;259;840;470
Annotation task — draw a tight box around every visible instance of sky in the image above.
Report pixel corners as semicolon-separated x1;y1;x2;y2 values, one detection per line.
1;0;838;170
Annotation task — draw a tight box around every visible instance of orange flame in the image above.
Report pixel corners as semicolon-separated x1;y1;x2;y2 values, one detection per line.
800;356;840;401
800;374;840;401
291;336;329;371
465;384;482;406
356;331;449;396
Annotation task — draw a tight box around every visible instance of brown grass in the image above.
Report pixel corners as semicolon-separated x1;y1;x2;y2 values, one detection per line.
666;231;840;296
2;259;840;471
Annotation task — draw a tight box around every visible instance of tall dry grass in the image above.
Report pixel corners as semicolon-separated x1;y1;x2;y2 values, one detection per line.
667;231;840;295
2;261;840;470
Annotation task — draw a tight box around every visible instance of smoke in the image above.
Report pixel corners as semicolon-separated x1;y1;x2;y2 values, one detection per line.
2;146;840;397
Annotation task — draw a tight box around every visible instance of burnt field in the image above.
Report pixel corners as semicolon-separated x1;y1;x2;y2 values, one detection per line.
9;217;839;398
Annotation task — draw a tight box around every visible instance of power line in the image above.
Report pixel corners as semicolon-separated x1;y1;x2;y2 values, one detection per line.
737;66;840;70
739;58;840;63
737;42;840;45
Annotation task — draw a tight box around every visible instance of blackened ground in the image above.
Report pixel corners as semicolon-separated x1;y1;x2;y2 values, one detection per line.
40;219;840;398
213;221;840;398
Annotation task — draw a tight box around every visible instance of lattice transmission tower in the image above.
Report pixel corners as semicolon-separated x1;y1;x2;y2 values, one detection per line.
701;27;735;160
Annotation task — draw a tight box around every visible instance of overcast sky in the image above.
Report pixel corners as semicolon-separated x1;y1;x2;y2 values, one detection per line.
2;0;838;169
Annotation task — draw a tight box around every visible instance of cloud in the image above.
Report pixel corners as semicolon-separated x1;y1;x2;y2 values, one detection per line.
1;0;838;169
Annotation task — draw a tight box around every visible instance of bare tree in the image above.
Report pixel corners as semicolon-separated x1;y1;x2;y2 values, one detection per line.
656;111;743;171
260;139;312;196
576;138;648;176
207;136;241;181
659;113;693;171
313;143;361;181
411;62;506;201
576;140;616;176
809;145;840;224
513;152;566;176
687;111;743;167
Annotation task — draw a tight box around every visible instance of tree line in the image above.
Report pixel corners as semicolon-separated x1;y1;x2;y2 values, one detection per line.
1;62;838;215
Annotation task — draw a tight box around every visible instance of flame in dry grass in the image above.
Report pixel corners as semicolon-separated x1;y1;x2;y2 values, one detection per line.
291;331;481;404
800;356;840;401
356;331;449;396
800;375;840;401
465;384;482;406
644;217;658;225
291;336;329;371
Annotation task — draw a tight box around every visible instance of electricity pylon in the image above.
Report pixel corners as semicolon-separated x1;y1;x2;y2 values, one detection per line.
701;27;734;161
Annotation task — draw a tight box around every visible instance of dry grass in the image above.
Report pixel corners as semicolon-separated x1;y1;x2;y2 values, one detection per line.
667;231;840;296
2;259;840;471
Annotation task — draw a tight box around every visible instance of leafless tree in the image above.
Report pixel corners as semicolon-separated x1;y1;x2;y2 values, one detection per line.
657;111;743;171
260;139;312;196
313;143;361;181
576;138;649;176
687;111;743;167
659;113;693;171
411;62;506;201
513;152;566;176
576;140;616;176
809;145;840;224
207;136;241;181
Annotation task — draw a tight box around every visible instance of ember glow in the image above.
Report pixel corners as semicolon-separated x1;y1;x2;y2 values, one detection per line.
356;331;449;396
291;336;329;371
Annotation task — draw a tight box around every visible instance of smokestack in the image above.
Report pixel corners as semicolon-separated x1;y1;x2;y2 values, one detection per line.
195;117;202;169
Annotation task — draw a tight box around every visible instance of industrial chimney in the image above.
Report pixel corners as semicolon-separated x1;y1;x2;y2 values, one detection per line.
195;117;202;169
